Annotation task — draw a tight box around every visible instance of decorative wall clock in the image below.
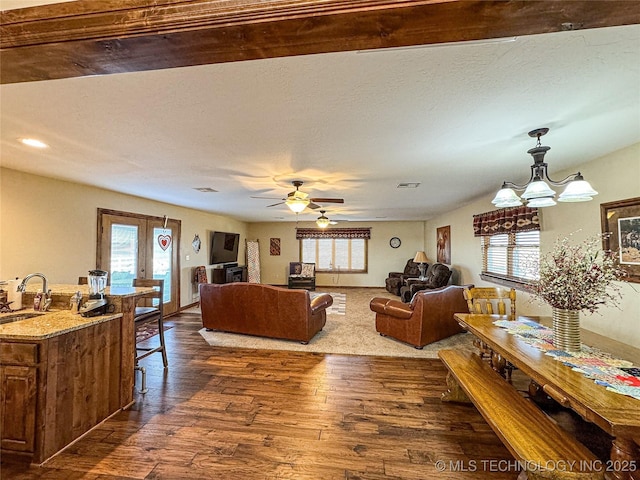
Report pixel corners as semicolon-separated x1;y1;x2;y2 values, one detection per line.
390;237;401;248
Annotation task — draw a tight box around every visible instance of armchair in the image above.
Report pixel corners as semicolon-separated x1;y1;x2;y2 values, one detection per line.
370;285;469;349
384;259;421;295
400;263;452;302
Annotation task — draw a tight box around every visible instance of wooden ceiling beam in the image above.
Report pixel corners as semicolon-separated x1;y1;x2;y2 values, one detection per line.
2;0;639;84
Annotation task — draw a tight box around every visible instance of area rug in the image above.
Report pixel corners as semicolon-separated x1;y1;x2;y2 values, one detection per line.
313;292;346;315
197;287;474;359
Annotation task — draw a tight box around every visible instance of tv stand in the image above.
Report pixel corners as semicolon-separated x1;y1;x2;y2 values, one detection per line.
212;265;247;284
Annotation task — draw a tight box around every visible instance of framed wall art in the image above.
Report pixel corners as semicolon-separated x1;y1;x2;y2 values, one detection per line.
600;196;640;283
436;225;451;264
270;237;281;256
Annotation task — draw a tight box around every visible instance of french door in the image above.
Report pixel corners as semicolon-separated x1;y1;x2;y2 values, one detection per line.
97;209;180;315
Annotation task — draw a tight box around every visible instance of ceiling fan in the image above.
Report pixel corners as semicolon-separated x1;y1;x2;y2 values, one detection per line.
316;210;339;228
254;180;344;213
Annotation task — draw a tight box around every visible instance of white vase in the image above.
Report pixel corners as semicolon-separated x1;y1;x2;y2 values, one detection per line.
552;308;581;352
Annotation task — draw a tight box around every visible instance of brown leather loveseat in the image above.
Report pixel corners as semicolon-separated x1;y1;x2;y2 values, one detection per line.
370;285;470;349
200;283;333;344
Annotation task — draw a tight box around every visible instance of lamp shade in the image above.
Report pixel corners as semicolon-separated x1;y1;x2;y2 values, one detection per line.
491;187;523;207
316;216;330;228
285;197;309;213
522;179;556;200
526;196;556;208
413;251;429;264
558;179;598;202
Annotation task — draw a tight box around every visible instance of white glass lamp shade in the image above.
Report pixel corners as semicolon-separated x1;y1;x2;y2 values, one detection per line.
522;179;556;200
558;179;598;202
316;216;330;228
491;187;523;207
285;197;309;213
526;196;557;208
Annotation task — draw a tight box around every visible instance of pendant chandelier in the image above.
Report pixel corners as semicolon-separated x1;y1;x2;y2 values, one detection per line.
491;128;598;208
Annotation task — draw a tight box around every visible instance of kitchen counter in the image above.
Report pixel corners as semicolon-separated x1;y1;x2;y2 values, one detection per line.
0;309;122;340
1;283;155;464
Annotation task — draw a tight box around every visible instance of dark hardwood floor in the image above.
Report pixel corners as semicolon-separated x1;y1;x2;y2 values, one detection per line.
2;310;519;479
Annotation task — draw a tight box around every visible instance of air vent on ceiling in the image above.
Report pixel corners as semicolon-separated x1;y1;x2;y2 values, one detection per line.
397;182;420;189
193;187;218;193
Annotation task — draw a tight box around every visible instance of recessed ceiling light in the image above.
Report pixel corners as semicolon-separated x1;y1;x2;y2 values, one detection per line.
397;182;420;188
193;187;218;193
19;138;49;148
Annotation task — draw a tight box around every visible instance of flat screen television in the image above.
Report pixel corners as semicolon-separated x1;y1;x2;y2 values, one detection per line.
210;231;240;265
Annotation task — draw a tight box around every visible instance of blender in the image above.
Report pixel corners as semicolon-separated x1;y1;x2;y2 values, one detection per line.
79;269;108;317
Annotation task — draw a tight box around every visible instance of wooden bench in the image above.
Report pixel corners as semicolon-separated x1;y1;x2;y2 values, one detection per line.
438;349;604;480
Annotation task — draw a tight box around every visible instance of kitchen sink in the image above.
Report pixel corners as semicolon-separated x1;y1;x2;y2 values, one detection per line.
0;312;44;325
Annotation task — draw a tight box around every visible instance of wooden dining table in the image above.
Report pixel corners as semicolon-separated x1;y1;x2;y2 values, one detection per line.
454;313;640;480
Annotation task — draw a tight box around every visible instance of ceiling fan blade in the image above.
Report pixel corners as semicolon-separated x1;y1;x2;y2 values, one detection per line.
251;196;284;200
307;202;321;210
310;198;344;204
266;201;285;208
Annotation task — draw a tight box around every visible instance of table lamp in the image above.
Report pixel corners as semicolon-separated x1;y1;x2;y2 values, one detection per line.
413;251;429;280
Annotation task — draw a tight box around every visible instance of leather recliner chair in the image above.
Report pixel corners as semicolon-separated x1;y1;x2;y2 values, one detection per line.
400;263;452;303
384;259;421;296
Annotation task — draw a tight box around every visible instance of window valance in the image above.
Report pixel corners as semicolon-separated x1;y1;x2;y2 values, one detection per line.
296;227;371;240
473;206;540;237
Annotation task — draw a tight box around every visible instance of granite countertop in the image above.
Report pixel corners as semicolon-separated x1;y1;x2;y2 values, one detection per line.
22;284;155;298
0;309;123;340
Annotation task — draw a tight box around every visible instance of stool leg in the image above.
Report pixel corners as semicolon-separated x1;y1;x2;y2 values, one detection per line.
157;317;168;368
135;365;148;394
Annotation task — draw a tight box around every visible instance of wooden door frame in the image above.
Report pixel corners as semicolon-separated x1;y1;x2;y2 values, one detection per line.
96;208;181;315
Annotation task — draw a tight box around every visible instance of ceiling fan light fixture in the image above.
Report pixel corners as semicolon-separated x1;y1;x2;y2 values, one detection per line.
285;197;309;213
316;210;331;228
492;127;597;208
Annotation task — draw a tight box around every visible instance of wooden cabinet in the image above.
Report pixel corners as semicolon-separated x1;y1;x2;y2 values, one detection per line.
0;342;38;454
288;276;316;290
212;265;247;284
0;317;123;464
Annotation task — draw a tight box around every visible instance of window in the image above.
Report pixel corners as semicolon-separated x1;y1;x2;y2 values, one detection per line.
301;237;367;273
481;230;540;286
473;206;541;288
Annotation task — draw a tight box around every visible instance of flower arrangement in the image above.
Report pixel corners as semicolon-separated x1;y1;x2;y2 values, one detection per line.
531;233;626;314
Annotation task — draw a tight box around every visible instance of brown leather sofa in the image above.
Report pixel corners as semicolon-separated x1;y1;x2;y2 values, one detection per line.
370;285;470;349
200;283;333;344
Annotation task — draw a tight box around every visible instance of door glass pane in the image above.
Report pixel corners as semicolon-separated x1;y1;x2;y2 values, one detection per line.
153;227;172;304
110;224;138;288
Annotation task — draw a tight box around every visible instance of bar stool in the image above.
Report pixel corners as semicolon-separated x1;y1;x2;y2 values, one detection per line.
132;278;168;393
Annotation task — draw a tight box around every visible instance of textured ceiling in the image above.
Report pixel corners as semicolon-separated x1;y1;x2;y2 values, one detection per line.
1;2;639;223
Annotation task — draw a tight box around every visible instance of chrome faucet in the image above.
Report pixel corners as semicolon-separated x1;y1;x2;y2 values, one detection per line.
17;273;51;311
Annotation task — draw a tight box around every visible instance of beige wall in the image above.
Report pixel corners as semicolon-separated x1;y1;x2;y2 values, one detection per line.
0;168;248;308
3;143;638;345
247;220;426;287
425;143;640;347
